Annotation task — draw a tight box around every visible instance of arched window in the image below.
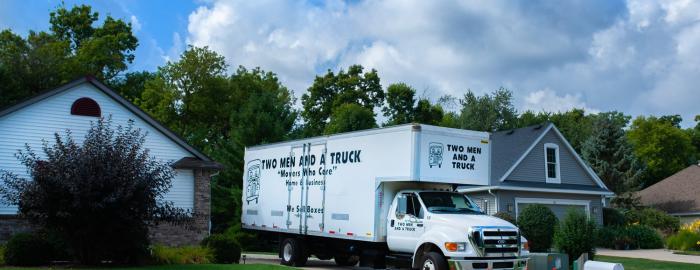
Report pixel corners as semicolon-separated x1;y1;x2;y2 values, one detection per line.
70;97;101;117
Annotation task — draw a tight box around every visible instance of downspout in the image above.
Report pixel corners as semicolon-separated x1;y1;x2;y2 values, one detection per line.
488;189;498;215
208;170;221;235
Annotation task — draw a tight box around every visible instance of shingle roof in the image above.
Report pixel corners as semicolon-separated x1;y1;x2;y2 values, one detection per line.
490;123;551;182
0;76;219;166
638;165;700;213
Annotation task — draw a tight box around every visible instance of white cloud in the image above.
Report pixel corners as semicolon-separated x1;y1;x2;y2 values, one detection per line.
184;0;700;127
523;89;599;114
130;15;142;32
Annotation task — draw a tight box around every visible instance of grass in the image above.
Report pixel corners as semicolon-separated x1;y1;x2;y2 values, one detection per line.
0;264;294;270
596;255;699;270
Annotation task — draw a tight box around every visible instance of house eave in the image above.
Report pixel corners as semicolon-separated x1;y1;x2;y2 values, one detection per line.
457;185;615;196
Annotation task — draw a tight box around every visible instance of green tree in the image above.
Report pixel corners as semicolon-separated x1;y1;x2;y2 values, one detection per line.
628;115;696;188
138;47;297;231
554;208;597;261
0;4;137;108
383;83;416;125
549;109;593;153
581;111;643;193
324;103;377;134
517;110;551;127
301;65;383;136
458;88;517;132
108;71;156;102
414;99;444;125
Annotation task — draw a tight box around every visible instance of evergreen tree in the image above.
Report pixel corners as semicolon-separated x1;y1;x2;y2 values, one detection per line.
581;112;644;193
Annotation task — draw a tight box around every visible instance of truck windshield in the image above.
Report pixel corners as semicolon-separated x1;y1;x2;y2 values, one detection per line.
419;192;483;214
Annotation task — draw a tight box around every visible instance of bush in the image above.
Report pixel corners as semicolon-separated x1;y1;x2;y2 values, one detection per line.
0;244;5;265
624;208;680;234
0;119;191;264
554;208;597;261
626;225;663;249
603;207;625;227
667;220;700;251
493;211;517;225
4;233;52;266
151;245;213;264
202;234;241;264
517;204;558;252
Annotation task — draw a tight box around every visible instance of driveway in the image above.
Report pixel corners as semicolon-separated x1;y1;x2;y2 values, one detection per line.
242;253;406;270
597;248;700;264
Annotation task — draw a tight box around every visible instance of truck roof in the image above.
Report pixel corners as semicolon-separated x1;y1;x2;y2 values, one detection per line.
246;123;489;150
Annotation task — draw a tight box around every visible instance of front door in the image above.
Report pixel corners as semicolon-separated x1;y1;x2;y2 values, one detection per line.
387;192;426;253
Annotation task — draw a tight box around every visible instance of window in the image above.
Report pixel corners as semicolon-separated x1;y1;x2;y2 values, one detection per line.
544;143;560;183
396;193;424;219
70;97;101;117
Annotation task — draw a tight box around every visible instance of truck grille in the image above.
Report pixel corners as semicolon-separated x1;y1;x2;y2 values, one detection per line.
468;226;520;257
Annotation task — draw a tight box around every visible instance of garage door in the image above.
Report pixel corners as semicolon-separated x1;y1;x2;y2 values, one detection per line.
515;198;589;221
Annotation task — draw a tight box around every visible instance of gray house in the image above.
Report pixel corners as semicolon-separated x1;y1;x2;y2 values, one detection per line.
459;123;614;224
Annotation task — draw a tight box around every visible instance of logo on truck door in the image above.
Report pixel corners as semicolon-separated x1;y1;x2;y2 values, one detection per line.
246;159;261;205
428;142;444;168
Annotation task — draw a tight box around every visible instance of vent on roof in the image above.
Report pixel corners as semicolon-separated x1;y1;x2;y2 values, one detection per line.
506;130;514;135
71;97;101;117
533;124;543;130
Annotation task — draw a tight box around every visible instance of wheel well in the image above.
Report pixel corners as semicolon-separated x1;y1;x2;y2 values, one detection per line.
413;242;444;269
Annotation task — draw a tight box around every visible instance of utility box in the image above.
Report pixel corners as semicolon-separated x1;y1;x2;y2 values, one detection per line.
527;253;569;270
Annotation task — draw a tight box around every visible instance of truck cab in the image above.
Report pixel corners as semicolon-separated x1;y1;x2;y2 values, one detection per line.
388;190;529;270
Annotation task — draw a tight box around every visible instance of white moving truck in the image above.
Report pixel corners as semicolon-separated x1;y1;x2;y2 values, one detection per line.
242;124;529;270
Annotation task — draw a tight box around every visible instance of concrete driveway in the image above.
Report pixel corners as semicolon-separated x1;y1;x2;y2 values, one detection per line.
597;248;700;264
242;253;406;270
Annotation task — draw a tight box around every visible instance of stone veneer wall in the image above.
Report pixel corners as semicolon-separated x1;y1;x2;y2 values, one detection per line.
150;168;212;246
0;168;212;246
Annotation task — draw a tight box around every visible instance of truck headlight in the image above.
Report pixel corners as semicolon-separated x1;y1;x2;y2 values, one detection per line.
444;242;467;252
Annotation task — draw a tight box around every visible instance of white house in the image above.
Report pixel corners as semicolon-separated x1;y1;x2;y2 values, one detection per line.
0;77;222;246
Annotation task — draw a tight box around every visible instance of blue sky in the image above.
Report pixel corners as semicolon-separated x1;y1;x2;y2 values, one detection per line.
2;0;699;127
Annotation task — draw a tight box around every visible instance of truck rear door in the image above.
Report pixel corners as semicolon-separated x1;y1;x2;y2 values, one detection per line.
286;142;328;234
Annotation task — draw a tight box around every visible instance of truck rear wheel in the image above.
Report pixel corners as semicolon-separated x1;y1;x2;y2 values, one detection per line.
334;254;359;266
420;252;447;270
280;238;307;266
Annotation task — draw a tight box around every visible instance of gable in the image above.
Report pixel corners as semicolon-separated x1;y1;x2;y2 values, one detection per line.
0;83;195;213
504;129;599;186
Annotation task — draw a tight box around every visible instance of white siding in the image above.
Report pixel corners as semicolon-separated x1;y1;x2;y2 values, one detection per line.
0;83;195;214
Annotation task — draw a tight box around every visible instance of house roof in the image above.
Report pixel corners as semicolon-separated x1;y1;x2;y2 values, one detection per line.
0;76;217;165
490;123;550;182
638;165;700;214
491;122;610;191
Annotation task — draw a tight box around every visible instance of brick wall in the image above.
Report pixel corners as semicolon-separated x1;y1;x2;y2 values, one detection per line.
150;168;212;246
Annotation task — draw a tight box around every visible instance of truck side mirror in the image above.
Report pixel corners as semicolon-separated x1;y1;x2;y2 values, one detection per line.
396;195;407;217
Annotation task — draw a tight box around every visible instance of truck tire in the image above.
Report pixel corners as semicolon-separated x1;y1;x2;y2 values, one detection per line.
280;238;308;266
334;254;359;266
420;252;447;270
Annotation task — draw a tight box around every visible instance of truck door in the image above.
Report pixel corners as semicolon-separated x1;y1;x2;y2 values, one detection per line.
286;142;327;234
387;192;426;253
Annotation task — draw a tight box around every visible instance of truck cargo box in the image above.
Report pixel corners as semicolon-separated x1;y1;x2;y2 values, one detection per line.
241;124;491;242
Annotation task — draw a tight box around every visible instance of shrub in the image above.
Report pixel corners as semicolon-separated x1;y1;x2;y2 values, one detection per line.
0;244;5;265
554;208;597;261
202;234;241;264
4;233;52;266
624;208;679;234
603;207;625;227
151;245;213;264
517;204;558;252
0;119;191;264
596;226;617;248
667;224;700;251
626;225;663;249
493;211;517;225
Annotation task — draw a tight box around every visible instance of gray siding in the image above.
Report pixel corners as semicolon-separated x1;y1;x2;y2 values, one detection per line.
505;129;598;186
496;190;603;225
466;191;498;215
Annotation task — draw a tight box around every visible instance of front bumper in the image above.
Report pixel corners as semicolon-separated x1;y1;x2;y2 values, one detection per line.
447;257;529;270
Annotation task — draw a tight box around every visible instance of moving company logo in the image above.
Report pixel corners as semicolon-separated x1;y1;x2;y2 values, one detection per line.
246;159;261;205
429;142;444;168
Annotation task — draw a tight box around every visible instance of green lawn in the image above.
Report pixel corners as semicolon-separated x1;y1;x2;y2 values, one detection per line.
597;255;699;270
0;264;294;270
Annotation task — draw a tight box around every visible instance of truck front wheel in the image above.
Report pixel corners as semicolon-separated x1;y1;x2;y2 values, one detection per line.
280;238;307;266
420;252;447;270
